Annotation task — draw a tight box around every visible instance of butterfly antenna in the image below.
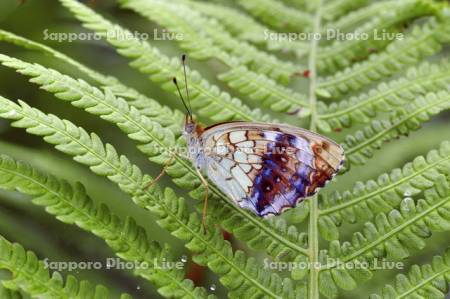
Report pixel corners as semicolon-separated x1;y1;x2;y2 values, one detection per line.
181;54;193;115
172;77;192;119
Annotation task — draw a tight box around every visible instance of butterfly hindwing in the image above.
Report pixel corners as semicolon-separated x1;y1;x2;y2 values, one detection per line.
201;122;345;217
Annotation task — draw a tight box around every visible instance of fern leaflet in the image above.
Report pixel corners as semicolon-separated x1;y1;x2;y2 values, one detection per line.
317;60;450;132
120;0;302;84
0;30;183;134
370;248;450;298
0;154;213;299
343;91;450;166
319;178;450;298
0;235;130;298
317;17;450;98
58;0;272;124
319;141;450;239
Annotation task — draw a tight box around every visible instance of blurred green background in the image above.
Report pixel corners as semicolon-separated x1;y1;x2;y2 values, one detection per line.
0;0;449;298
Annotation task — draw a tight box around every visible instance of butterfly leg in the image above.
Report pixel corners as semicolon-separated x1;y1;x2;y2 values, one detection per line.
195;168;209;230
144;154;175;190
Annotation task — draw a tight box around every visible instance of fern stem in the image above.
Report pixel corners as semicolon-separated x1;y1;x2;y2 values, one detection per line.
308;25;320;132
307;1;322;298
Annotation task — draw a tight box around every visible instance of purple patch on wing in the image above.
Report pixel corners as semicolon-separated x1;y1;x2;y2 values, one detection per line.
246;131;314;217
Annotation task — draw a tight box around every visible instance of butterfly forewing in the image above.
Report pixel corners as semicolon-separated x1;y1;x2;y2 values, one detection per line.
200;122;345;217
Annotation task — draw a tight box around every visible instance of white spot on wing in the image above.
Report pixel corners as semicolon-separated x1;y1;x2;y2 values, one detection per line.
236;141;254;153
229;131;246;143
220;157;235;173
241;164;252;173
233;150;248;163
231;166;252;192
215;144;229;156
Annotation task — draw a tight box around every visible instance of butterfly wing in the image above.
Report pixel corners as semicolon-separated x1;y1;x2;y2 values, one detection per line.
200;122;345;217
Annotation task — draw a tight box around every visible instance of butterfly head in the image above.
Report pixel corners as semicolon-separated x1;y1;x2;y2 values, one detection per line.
182;114;207;169
183;113;203;145
173;55;207;168
183;113;199;136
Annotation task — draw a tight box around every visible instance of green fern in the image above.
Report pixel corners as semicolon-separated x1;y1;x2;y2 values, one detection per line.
0;284;21;299
320;141;450;238
0;235;131;298
317;60;450;131
0;95;304;298
319;178;450;298
58;0;273;124
176;0;310;57
0;52;310;265
324;1;405;33
0;30;183;135
317;16;450;98
120;0;302;84
317;0;441;74
343;91;450;166
236;0;312;32
0;0;449;298
0;154;212;299
321;0;370;21
370;248;450;298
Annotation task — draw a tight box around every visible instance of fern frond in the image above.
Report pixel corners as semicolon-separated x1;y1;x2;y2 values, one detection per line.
280;0;309;10
322;0;369;21
0;154;213;299
120;0;303;84
370;248;450;299
317;17;450;98
177;0;309;57
0;284;21;299
317;60;450;132
317;0;440;74
0;53;309;263
0;96;305;297
236;0;312;32
0;53;177;163
319;178;450;298
0;235;128;298
119;0;302;85
343;91;450;166
0;30;183;134
218;66;310;116
324;1;402;33
58;0;272;124
319;141;450;239
156;189;307;299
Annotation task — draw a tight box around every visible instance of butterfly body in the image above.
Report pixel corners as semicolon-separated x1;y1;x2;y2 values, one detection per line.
183;116;345;218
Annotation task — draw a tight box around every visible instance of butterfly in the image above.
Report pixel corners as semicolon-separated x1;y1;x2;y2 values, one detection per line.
151;55;344;225
183;117;345;218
